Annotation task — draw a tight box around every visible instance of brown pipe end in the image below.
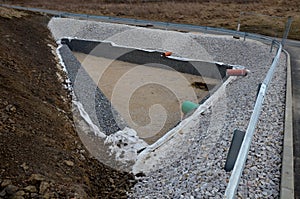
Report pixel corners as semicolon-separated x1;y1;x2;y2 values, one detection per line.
226;69;249;77
162;51;172;57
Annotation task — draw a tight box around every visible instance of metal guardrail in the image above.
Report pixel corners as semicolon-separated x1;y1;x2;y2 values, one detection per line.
0;4;279;44
0;4;284;198
225;40;282;198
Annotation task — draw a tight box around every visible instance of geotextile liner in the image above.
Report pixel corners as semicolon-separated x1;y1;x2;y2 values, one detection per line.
59;38;232;137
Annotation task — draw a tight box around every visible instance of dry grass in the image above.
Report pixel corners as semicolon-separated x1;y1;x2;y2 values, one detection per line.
5;0;300;40
0;7;27;18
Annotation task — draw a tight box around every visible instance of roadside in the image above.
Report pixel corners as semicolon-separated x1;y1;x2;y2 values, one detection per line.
285;44;300;198
0;8;135;198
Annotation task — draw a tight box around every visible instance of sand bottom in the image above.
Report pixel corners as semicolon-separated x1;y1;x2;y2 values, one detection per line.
74;52;220;144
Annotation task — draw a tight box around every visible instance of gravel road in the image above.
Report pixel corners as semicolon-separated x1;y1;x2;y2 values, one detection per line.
48;18;286;198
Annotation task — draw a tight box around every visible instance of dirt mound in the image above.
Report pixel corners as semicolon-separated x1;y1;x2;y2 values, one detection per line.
0;8;135;198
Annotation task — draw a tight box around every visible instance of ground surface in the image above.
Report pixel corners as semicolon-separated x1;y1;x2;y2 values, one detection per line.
3;0;300;40
0;8;135;198
0;1;298;198
287;45;300;198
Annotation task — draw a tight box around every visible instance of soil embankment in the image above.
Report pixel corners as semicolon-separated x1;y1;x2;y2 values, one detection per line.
0;7;135;198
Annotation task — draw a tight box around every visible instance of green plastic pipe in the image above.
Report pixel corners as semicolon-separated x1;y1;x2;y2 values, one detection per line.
181;101;199;114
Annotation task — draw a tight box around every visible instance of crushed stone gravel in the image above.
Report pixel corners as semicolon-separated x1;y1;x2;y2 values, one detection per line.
48;18;286;198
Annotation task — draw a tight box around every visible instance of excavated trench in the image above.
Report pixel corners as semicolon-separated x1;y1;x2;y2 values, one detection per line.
59;38;231;144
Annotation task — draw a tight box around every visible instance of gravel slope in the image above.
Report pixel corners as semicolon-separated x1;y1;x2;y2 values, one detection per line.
48;18;286;198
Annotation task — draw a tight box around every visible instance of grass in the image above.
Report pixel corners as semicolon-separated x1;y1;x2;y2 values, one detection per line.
0;7;27;18
4;0;300;40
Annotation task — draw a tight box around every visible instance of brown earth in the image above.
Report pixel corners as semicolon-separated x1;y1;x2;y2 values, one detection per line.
0;8;135;199
3;0;300;40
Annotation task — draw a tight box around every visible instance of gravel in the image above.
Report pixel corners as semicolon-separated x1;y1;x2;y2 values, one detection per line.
58;44;125;135
48;18;286;198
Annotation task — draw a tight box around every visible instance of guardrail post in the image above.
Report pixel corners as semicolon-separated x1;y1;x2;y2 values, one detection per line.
270;40;275;52
233;13;242;39
281;16;293;47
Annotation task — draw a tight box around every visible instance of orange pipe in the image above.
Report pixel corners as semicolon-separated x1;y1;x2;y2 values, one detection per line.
162;51;172;57
226;69;249;76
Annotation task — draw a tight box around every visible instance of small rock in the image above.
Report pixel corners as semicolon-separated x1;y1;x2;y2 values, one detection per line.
39;182;49;194
64;160;74;167
24;185;37;193
5;104;16;112
3;100;8;106
79;154;86;161
8;118;15;124
5;184;19;195
262;191;269;196
1;179;12;187
12;196;25;199
79;149;85;154
0;190;6;197
207;185;213;192
108;178;114;184
28;174;45;182
43;192;51;199
30;193;38;197
20;163;29;171
15;190;25;196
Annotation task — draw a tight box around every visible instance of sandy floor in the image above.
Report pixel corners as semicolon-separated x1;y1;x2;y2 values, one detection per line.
74;52;220;144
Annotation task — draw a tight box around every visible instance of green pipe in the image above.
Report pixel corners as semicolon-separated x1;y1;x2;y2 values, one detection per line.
181;101;199;114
